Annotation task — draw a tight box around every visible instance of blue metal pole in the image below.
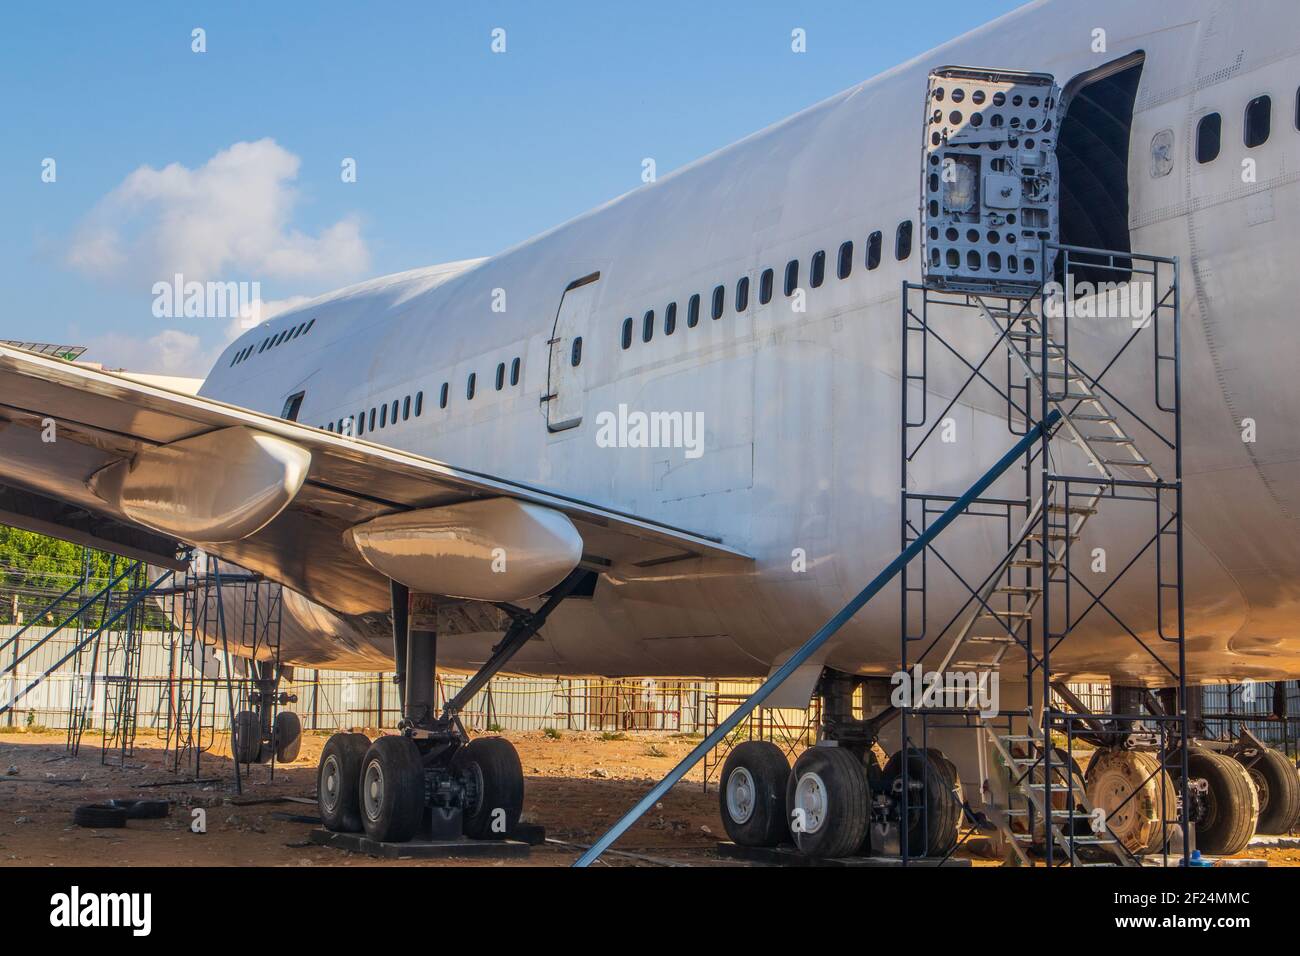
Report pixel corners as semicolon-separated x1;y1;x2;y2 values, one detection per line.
0;568;173;717
573;410;1061;867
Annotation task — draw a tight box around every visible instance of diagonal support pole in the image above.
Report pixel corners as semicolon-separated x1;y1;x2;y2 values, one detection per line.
574;411;1060;867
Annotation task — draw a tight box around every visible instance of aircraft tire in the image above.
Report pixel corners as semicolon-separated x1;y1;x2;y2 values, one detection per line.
786;746;869;858
273;709;303;763
718;740;790;847
1187;746;1257;855
317;732;370;832
453;737;525;840
883;747;963;857
232;710;262;764
1234;746;1299;835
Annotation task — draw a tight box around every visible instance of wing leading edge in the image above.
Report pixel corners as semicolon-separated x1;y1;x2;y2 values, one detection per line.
0;344;750;615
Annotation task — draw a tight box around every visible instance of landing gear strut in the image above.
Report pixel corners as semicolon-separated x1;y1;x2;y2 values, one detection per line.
317;570;588;843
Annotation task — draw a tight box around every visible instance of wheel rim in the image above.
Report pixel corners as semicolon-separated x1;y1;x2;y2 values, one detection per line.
793;771;828;834
725;767;756;824
321;754;342;815
1248;767;1269;815
362;758;386;823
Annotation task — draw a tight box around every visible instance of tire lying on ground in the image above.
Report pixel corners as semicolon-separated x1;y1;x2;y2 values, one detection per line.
718;740;791;847
1187;746;1258;856
1084;749;1179;855
786;745;870;859
73;803;128;828
317;732;371;833
882;748;963;857
107;798;170;819
1235;746;1300;835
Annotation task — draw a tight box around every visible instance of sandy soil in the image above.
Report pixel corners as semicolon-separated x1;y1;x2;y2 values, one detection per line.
1;728;1295;868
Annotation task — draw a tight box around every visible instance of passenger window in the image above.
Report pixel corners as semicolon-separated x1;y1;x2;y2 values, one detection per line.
1196;112;1222;163
1296;87;1300;130
687;293;701;328
810;250;826;288
735;276;749;312
866;231;882;270
784;259;799;296
414;392;423;416
622;317;633;349
711;284;724;319
1245;95;1271;147
358;411;367;435
643;309;655;343
759;268;774;304
303;319;315;334
403;396;411;420
664;302;677;335
439;383;449;408
467;373;476;400
838;241;854;280
496;362;505;390
895;221;913;261
511;357;521;384
570;337;582;367
391;399;399;422
380;403;387;428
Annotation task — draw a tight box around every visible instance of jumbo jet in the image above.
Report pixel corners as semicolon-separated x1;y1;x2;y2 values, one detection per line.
2;0;1298;862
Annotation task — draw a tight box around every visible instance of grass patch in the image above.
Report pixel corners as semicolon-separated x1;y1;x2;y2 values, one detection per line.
542;727;562;740
598;731;628;741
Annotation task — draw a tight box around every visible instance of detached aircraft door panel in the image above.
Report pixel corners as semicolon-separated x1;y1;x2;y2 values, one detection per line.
545;272;600;431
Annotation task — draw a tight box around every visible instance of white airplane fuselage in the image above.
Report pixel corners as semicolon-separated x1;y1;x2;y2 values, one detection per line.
199;0;1300;685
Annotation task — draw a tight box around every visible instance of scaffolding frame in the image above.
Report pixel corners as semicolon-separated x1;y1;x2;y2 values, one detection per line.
897;241;1189;865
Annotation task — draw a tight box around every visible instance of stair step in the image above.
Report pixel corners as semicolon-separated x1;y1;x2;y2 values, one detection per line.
980;610;1033;619
1081;435;1135;444
1009;559;1064;569
1055;391;1098;401
951;661;998;670
1045;370;1088;381
995;585;1042;594
1046;504;1097;515
968;635;1020;644
1067;413;1117;423
1026;532;1077;541
1101;457;1152;467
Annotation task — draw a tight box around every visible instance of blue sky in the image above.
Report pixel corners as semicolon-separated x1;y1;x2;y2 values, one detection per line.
0;0;1026;375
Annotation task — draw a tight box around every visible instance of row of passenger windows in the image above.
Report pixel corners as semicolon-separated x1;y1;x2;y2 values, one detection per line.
1195;88;1300;164
616;222;912;350
231;318;316;366
319;356;522;435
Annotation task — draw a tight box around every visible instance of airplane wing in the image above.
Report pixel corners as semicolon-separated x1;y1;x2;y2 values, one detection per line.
0;343;749;616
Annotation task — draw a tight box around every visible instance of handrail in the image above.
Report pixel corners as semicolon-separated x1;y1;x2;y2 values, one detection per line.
573;410;1060;866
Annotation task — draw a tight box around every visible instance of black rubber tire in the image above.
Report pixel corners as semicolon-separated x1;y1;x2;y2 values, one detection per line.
73;803;128;828
108;798;170;819
453;737;525;840
1237;746;1300;835
1187;746;1257;855
273;710;303;763
718;741;791;847
317;732;371;833
232;710;262;764
883;748;963;857
785;746;870;859
359;735;426;843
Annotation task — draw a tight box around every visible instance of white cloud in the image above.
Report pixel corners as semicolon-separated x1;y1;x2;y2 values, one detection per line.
87;328;219;378
67;139;369;285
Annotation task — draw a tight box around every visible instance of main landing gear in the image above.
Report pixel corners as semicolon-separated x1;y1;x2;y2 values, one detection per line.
233;662;302;764
717;671;963;860
317;572;585;844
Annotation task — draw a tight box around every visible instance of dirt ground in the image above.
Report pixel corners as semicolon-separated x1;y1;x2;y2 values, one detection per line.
1;727;1296;868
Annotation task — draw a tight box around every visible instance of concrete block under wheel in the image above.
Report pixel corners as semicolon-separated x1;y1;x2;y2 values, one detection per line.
309;829;532;860
716;842;970;867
